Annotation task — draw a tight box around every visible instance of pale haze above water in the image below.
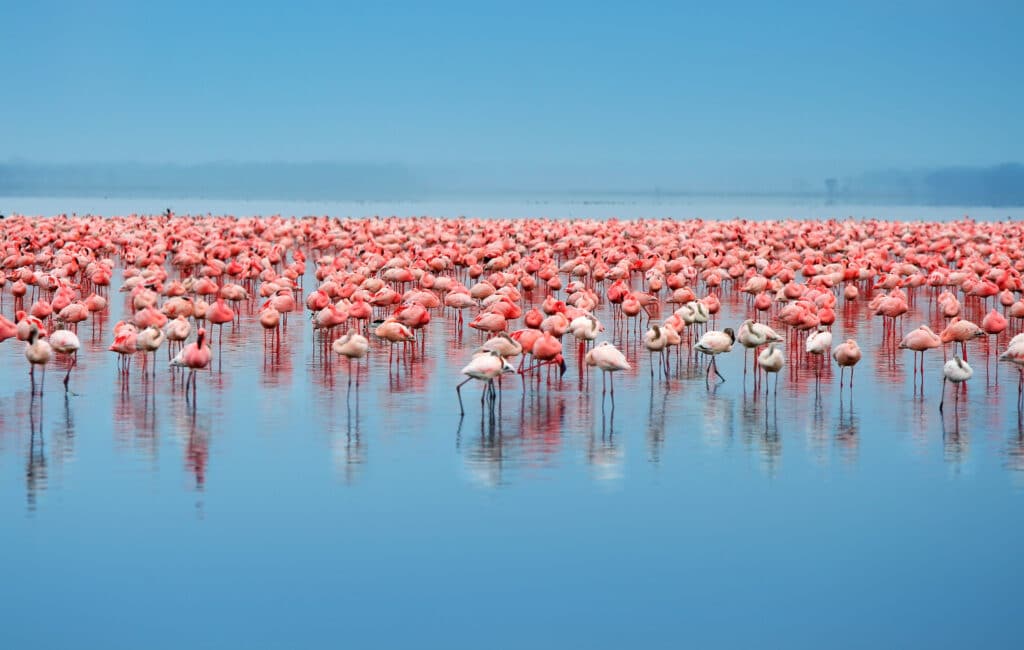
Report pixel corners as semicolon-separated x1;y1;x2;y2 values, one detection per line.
2;195;1020;221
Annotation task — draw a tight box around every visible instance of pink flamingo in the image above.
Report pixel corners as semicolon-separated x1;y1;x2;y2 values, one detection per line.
832;339;862;389
170;328;212;402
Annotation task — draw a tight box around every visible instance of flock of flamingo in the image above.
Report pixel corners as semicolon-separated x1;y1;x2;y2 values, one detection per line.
1;214;1024;417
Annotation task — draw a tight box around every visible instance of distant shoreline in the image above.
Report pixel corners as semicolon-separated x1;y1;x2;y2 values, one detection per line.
1;195;1019;221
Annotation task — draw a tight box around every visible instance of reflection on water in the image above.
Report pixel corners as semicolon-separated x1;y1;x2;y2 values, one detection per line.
333;394;366;485
26;396;46;512
835;397;860;465
1007;417;1024;473
2;227;1024;649
2;266;1024;515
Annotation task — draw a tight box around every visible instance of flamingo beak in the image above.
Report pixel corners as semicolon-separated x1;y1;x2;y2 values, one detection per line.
558;356;567;376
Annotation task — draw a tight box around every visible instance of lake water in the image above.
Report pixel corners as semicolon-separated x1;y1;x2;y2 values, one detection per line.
2;201;1024;649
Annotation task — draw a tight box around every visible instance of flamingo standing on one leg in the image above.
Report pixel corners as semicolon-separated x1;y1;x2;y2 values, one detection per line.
49;328;81;391
939;356;973;413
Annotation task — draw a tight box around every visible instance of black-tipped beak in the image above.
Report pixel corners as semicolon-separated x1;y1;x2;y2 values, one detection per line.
559;358;567;376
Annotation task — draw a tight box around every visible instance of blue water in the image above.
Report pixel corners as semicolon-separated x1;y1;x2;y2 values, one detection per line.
2;213;1024;648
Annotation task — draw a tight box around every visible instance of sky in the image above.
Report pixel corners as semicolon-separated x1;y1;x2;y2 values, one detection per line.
2;1;1022;191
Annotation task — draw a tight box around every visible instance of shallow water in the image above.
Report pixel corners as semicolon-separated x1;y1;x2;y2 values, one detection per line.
3;242;1024;649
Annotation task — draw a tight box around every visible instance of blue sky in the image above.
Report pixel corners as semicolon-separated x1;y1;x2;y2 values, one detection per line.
2;1;1021;189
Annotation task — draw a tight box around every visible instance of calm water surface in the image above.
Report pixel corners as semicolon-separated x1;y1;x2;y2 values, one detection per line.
3;220;1024;648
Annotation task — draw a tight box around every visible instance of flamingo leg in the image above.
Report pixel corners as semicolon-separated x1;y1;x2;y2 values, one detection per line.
1018;369;1023;410
713;357;725;383
456;377;472;416
64;353;76;390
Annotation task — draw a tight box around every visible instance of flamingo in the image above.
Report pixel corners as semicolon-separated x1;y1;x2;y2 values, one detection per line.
374;319;416;365
899;325;941;378
0;314;17;342
737;318;783;381
163;316;192;357
332;330;370;390
940;319;984;361
757;342;785;396
478;332;522;360
806;325;833;384
456;350;516;415
207;296;235;355
136;325;167;375
998;334;1024;409
108;323;139;372
832;339;862;389
585;341;631;397
939;356;973;413
170;328;213;401
49;329;81;391
521;331;566;377
694;327;735;386
24;324;52;394
643;323;670;377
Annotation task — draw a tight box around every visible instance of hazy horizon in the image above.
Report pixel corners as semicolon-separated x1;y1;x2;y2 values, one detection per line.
2;160;1023;206
3;2;1022;200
